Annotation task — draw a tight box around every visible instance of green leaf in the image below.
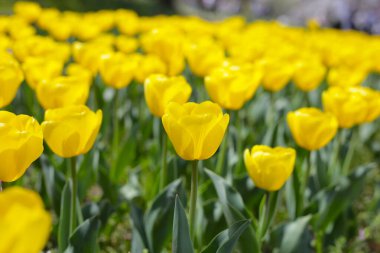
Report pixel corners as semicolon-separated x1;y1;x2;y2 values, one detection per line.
270;215;312;253
130;204;152;252
64;216;101;253
205;169;260;253
172;195;194;253
201;219;251;253
58;181;72;253
311;163;376;231
145;179;185;253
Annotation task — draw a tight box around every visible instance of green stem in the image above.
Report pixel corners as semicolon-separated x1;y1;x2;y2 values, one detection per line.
299;151;312;215
111;90;120;180
259;191;280;241
160;133;168;190
235;110;244;173
216;133;228;176
304;91;310;107
328;134;341;183
189;160;199;240
315;231;323;253
342;127;359;176
0;181;2;192
70;156;77;234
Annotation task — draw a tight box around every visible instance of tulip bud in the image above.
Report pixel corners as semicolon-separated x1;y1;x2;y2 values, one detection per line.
144;74;192;117
36;76;90;109
0;111;43;182
244;145;296;191
205;62;261;110
287;108;338;150
0;58;24;108
42;105;102;158
0;187;51;253
162;101;229;160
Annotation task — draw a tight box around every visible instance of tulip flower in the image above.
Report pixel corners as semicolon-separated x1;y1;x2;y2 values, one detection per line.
135;54;167;83
115;35;139;54
144;74;192;117
36;76;90;109
322;86;379;128
13;1;42;23
162;101;229;160
261;59;294;92
0;59;24;108
99;52;138;89
293;59;326;91
22;57;64;89
327;66;367;87
244;145;296;191
42;105;102;158
205;62;262;110
0;187;51;253
287;108;338;150
0;111;43;182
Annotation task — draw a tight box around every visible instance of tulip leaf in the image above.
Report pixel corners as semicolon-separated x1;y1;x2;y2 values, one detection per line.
205;169;260;253
311;163;376;232
65;216;101;253
172;195;194;253
130;204;152;252
270;215;313;253
58;181;72;253
201;219;250;253
145;178;185;253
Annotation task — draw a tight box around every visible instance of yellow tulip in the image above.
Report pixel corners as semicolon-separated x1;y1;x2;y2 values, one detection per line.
144;74;192;117
322;86;378;128
185;39;225;77
244;145;296;191
205;62;261;110
13;1;42;23
162;101;229;160
0;187;51;253
42;105;102;158
327;66;367;87
66;63;93;85
36;76;90;109
135;54;167;83
293;59;326;91
99;52;138;89
115;35;139;54
287;108;338;150
0;59;24;108
261;59;294;92
22;57;64;89
0;111;43;182
115;9;139;36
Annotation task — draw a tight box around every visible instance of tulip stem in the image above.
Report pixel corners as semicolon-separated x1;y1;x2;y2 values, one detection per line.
315;231;324;253
189;160;198;241
70;156;77;234
216;135;228;176
0;181;2;192
111;90;120;181
299;151;312;215
342;127;359;176
160;133;168;190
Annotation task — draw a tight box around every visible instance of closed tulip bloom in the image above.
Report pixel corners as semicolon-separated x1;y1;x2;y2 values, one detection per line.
348;87;380;123
66;63;93;85
115;35;139;54
322;86;370;128
327;66;367;87
244;145;296;191
42;105;102;158
36;76;90;109
0;111;43;182
144;74;192;117
261;59;294;92
162;101;229;160
135;54;167;83
293;59;326;91
99;52;138;89
13;1;42;23
205;62;261;110
0;187;51;253
0;60;24;108
22;57;63;89
287;108;338;150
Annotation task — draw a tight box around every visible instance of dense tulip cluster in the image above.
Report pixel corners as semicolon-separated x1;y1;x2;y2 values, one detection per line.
1;1;380;252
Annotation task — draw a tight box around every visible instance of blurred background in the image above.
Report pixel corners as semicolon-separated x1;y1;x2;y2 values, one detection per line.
1;0;380;33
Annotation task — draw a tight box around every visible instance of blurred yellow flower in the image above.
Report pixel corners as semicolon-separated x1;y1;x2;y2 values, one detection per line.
327;66;367;87
0;58;24;108
13;1;42;23
42;105;102;158
0;187;51;253
0;111;43;182
144;74;192;117
135;54;167;83
162;101;229;160
99;52;138;89
205;62;261;110
115;35;139;54
261;59;294;92
322;86;380;128
244;145;296;191
287;107;338;150
22;57;64;89
36;76;90;109
293;59;326;91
